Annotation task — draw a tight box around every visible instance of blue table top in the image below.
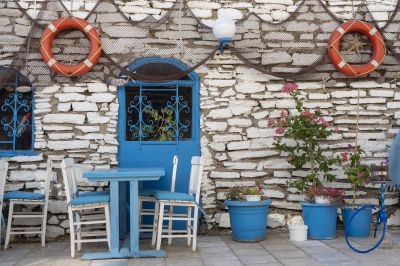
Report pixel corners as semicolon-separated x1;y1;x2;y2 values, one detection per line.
83;167;165;182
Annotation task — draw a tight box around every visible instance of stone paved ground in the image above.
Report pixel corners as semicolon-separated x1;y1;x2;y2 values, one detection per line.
1;229;400;266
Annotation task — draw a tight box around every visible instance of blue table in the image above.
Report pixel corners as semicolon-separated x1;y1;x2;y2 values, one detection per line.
81;167;166;260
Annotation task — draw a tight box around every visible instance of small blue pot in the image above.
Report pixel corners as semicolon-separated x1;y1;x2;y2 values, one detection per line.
342;207;372;237
224;199;272;242
302;202;338;240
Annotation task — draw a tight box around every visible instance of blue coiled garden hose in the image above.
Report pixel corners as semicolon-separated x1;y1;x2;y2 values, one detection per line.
344;204;387;253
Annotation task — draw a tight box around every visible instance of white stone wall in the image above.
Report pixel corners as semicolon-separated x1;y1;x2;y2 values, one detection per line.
2;0;400;239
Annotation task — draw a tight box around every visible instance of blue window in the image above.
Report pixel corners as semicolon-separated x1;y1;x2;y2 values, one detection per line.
0;67;34;156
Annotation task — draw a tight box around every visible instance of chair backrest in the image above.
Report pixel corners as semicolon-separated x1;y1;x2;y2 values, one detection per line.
0;159;9;204
170;155;178;193
61;158;78;204
188;156;204;203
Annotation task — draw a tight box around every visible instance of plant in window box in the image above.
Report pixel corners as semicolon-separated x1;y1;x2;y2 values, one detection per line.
268;83;342;240
224;185;272;242
340;144;373;237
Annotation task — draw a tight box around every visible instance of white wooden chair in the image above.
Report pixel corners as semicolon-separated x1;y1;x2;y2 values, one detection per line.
152;156;204;251
0;159;9;247
61;158;111;258
138;155;178;235
3;159;52;249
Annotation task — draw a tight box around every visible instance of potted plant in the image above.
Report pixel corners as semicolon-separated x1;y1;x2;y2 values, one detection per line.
224;185;272;242
340;144;372;237
268;83;341;239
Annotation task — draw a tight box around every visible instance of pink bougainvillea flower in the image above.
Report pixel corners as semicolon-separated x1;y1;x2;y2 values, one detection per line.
267;118;276;127
282;83;299;93
280;111;287;118
275;127;285;134
315;106;321;110
340;152;349;162
348;144;354;149
301;110;313;118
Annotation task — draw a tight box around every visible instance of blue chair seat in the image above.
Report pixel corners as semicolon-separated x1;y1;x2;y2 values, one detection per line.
69;194;110;206
79;191;109;197
153;190;195;202
139;189;159;197
3;191;45;201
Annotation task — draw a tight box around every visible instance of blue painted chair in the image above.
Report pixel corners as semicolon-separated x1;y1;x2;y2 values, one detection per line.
3;159;52;249
0;159;9;247
152;156;204;251
139;155;178;235
61;158;111;258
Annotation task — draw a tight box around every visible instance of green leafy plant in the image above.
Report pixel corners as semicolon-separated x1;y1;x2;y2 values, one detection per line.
268;83;341;193
340;144;371;207
225;184;264;201
305;185;345;206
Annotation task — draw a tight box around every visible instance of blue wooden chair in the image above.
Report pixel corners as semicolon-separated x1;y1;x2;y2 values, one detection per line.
138;155;178;234
3;159;52;249
152;156;204;251
0;159;9;247
61;158;110;258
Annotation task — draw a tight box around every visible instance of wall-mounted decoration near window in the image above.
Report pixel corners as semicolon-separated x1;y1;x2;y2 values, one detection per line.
4;0;400;87
0;67;34;156
40;17;102;77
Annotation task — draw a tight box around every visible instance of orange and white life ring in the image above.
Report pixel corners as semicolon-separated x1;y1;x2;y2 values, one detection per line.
40;17;102;77
327;20;385;77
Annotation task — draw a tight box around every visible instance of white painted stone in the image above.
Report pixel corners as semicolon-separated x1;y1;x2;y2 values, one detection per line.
76;126;101;133
216;212;230;228
97;146;118;153
227;118;252;127
48;200;67;214
86;93;116;103
10;153;43;162
48;140;90;150
235;82;265;94
208;108;233;119
205;121;228;131
287;215;304;226
264;189;285;199
46;225;65;239
268;213;286;228
57;103;71;112
87;82;108;92
223;162;257;170
72;102;98;112
43;114;85;124
47;133;74;140
87;112;111;124
55;93;86;102
210;171;240;179
387;209;400;226
241;171;267;178
229;150;278;161
227;141;250;151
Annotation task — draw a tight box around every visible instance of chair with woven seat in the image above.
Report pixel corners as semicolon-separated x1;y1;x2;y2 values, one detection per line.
138;155;178;235
152;156;203;251
3;159;52;249
61;158;110;258
0;159;9;247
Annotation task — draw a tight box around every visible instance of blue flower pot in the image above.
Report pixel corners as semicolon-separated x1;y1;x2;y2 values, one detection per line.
302;202;338;240
342;207;372;237
224;199;272;242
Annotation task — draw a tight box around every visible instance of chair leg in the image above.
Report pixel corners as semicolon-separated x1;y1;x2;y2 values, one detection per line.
75;212;82;251
192;206;199;252
4;201;14;250
41;204;48;247
104;205;111;250
151;201;160;246
156;202;165;251
187;206;192;246
68;208;76;258
167;205;174;245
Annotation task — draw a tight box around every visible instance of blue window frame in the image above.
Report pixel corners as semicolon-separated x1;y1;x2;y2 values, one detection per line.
0;67;34;156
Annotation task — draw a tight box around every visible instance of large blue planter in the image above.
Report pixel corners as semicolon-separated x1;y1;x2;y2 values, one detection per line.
302;202;338;240
342;207;372;237
224;199;272;242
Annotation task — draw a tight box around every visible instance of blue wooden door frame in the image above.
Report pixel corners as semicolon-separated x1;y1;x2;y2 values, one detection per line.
117;58;200;232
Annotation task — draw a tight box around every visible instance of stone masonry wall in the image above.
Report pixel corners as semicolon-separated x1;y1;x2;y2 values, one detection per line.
2;0;400;239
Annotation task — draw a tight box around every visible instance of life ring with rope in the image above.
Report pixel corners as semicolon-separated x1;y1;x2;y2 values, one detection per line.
40;17;102;77
327;20;385;77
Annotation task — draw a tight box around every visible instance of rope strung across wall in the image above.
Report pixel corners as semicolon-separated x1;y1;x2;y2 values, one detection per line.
2;0;400;88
